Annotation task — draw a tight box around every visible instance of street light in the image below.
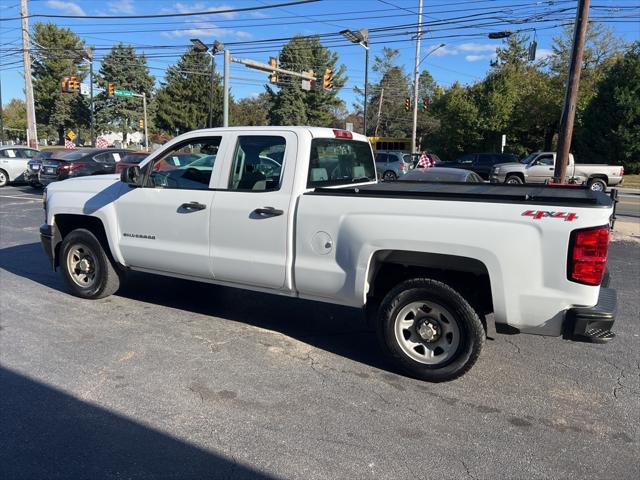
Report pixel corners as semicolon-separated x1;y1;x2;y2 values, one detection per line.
417;43;446;68
340;28;369;136
190;38;224;128
488;31;513;39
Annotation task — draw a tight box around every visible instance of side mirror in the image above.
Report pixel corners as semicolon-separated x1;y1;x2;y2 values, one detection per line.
120;165;141;187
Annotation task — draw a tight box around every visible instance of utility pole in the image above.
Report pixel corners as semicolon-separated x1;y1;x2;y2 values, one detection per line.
374;88;384;137
142;92;148;151
0;70;4;145
223;49;230;127
88;50;95;147
411;0;423;154
554;0;590;183
20;0;37;148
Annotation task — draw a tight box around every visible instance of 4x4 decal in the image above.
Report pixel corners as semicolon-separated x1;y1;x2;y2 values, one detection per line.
522;210;578;221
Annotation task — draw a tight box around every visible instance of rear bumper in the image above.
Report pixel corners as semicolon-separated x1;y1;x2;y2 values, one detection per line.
40;223;57;269
566;287;617;343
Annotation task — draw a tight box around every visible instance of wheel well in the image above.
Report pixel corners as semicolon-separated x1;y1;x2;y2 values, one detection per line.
506;172;524;181
53;214;110;268
367;250;493;318
588;175;608;184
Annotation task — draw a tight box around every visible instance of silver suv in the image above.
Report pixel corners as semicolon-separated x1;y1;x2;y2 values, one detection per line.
375;151;410;181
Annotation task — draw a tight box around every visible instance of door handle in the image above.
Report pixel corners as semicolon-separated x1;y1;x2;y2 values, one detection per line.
253;206;283;217
180;201;206;211
548;167;554;171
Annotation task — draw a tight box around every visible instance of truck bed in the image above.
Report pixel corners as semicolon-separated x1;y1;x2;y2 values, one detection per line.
311;181;614;208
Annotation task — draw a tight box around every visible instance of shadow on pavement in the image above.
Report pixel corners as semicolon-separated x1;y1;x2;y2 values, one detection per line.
0;366;278;479
0;242;390;373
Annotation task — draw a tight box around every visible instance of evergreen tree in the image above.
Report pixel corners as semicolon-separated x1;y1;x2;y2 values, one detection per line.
155;48;222;134
95;44;154;142
268;35;346;126
31;22;89;144
578;42;640;168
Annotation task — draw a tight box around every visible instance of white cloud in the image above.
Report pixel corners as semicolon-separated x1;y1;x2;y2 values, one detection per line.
46;0;85;16
162;22;250;40
170;2;237;19
107;0;135;14
430;42;497;58
535;48;553;61
465;53;497;62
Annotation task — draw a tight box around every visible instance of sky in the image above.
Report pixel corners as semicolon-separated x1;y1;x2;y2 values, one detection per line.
1;0;639;110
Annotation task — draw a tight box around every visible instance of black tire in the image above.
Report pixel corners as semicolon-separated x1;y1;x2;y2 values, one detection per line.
59;228;123;299
0;169;8;187
587;178;606;192
376;278;485;382
383;170;397;181
505;175;523;185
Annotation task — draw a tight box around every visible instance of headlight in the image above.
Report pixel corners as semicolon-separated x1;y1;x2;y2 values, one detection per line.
492;167;500;173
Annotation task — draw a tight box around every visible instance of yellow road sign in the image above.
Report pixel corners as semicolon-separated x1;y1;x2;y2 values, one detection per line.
67;130;76;141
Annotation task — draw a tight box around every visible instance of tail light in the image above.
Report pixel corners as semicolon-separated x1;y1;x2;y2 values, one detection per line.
399;161;408;170
59;162;86;173
333;129;353;139
568;226;609;286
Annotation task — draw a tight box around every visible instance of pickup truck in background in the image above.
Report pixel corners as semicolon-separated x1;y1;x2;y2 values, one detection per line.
490;152;624;191
40;127;617;382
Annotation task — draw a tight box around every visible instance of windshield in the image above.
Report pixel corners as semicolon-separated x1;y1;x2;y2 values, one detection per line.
308;138;376;188
520;153;537;164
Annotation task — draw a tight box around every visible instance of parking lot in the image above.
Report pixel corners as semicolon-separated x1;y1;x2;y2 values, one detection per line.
1;185;638;480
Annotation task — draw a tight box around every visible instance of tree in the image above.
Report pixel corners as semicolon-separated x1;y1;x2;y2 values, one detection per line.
31;22;89;144
155;48;222;134
268;35;346;126
2;99;27;141
95;44;154;142
231;94;270;126
578;42;640;168
366;47;412;137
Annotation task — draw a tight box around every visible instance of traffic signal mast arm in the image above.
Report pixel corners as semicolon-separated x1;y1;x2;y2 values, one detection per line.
233;56;316;81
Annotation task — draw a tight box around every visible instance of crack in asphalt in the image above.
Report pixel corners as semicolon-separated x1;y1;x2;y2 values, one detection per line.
504;338;522;355
461;460;477;480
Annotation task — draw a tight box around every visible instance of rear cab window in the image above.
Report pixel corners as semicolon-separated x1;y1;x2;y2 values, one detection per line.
308;138;376;188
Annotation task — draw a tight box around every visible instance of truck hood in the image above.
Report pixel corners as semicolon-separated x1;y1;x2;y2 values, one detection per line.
493;162;526;172
46;173;120;193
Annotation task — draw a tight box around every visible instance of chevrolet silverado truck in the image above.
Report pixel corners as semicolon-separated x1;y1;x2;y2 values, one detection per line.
490;151;624;191
40;127;618;381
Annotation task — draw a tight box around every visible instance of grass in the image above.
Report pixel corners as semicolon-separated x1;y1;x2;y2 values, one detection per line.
623;174;640;188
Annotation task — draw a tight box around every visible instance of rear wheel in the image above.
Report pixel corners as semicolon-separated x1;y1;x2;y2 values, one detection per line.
0;169;8;187
377;278;485;382
588;178;606;192
383;170;397;181
60;228;123;299
505;175;523;185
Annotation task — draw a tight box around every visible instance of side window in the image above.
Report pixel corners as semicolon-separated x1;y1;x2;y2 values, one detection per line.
3;149;17;158
476;154;493;165
228;136;285;192
536;155;554;166
93;152;115;163
388;153;399;163
145;137;221;190
19;149;37;158
375;153;388;163
458;154;474;164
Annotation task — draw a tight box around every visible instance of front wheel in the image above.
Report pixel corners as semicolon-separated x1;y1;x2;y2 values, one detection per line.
0;169;8;187
377;278;485;382
588;178;607;192
505;175;523;185
60;228;123;299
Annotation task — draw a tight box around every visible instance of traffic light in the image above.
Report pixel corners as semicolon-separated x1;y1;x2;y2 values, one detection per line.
268;57;278;84
404;97;411;111
322;67;333;90
69;76;79;91
108;83;115;97
139;119;144;129
61;76;70;92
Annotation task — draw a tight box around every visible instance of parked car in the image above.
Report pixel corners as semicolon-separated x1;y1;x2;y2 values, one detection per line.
41;126;617;382
400;167;483;183
490;152;625;191
115;152;148;174
24;150;66;188
0;145;40;187
375;151;411;180
38;148;133;186
439;153;519;180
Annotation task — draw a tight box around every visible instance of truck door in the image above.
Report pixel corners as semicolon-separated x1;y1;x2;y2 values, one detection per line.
115;134;224;278
210;132;297;290
527;154;555;183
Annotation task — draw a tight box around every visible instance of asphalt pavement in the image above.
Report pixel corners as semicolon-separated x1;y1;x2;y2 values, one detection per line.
1;185;638;480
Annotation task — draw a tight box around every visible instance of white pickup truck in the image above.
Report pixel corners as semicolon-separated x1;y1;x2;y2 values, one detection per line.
40;127;618;381
490;151;625;191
